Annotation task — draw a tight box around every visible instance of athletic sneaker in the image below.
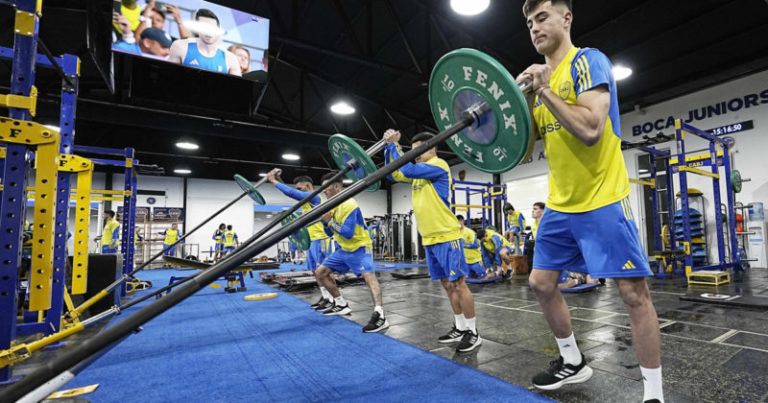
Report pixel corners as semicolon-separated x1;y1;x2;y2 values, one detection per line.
437;326;465;343
362;311;389;333
323;303;351;316
313;299;333;311
532;354;593;390
456;330;482;352
310;297;327;309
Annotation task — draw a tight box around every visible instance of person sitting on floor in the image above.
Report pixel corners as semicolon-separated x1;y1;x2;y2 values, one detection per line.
457;215;496;281
477;227;515;279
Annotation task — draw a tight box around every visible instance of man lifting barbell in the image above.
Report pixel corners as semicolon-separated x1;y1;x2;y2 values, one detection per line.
519;1;663;401
315;172;388;333
383;130;482;353
266;169;334;311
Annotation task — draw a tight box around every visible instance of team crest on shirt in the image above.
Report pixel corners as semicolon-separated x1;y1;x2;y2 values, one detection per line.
558;82;572;100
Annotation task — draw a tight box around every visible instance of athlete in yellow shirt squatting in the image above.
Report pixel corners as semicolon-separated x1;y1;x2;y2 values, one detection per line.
315;172;388;333
518;1;661;400
384;130;481;353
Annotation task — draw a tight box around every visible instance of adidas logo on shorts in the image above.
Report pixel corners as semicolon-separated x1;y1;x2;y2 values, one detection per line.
621;260;637;270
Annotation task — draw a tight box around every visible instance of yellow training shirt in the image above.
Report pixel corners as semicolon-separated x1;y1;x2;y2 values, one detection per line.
325;198;371;252
384;145;461;246
460;227;482;264
533;46;630;213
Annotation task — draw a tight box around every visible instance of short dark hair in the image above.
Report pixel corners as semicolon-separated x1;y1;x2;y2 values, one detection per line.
195;8;219;26
476;228;487;240
219;223;226;229
142;5;165;19
227;225;232;230
411;132;435;146
105;210;115;218
504;203;515;212
456;215;465;221
522;0;572;17
533;202;546;210
293;176;313;185
321;172;343;185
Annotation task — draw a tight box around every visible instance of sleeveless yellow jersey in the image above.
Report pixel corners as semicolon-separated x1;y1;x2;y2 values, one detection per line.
507;211;526;231
163;229;179;245
385;144;461;246
460;227;482;264
223;230;237;247
533;46;630;213
325;198;371;252
113;3;142;33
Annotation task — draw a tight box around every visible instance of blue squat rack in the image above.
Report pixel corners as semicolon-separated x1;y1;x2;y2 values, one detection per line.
450;180;507;230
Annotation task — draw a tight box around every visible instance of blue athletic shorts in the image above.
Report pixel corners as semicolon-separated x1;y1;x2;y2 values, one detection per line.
215;243;223;252
533;197;652;278
223;246;235;255
321;246;373;276
425;239;468;282
102;246;117;254
467;261;487;278
307;238;332;271
163;244;176;256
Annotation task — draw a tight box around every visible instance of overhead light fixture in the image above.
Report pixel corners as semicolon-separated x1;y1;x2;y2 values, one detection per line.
175;141;199;150
638;169;649;173
342;179;353;184
174;168;192;175
613;65;632;81
450;0;490;16
330;101;356;115
282;153;300;161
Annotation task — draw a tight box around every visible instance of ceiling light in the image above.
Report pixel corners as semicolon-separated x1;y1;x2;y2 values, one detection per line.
258;172;268;177
174;168;192;175
342;179;353;184
330;101;356;115
282;153;300;161
44;124;60;133
613;65;632;81
638;169;649;173
175;141;199;150
450;0;490;16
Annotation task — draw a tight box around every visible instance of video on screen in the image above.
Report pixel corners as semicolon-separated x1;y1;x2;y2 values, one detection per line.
111;0;270;81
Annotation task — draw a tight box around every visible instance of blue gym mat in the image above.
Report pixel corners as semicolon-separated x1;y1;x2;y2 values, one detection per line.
63;269;550;402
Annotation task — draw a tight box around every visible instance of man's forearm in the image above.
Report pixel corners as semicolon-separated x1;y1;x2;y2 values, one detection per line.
538;89;604;146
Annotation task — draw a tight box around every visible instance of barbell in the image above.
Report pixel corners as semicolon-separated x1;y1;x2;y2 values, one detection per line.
2;48;536;401
327;48;535;176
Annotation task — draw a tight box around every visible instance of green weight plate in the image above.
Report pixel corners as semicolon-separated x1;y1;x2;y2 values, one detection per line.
328;133;380;192
281;211;311;251
429;48;532;173
234;174;266;205
731;169;742;193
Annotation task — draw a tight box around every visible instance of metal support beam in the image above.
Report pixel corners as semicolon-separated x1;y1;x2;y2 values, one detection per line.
271;35;423;81
331;0;366;56
383;0;424;75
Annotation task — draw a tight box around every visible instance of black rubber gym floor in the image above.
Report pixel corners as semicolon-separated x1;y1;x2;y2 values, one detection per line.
290;269;768;403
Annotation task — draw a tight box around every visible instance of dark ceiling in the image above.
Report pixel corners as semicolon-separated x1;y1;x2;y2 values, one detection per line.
2;0;768;183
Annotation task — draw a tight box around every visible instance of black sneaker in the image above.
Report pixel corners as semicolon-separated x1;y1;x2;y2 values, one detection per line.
313;299;333;311
502;269;512;280
456;330;482;352
310;297;327;309
438;326;465;343
532;354;593;390
362;311;389;333
322;303;351;316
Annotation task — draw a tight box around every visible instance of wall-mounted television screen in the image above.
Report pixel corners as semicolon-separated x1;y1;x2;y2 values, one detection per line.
111;0;269;81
